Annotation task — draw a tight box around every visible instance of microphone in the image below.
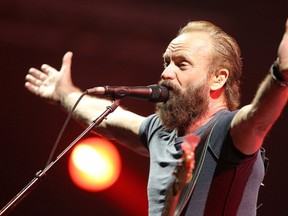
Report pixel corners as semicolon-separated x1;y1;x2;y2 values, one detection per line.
86;84;169;102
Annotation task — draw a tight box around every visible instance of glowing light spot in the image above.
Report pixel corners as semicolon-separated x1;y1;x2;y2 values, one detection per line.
68;137;121;192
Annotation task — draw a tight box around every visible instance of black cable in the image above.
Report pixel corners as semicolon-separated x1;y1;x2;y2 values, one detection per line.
45;90;89;167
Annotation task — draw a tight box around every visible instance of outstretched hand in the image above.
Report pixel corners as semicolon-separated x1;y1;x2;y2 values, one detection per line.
278;18;288;75
25;51;75;103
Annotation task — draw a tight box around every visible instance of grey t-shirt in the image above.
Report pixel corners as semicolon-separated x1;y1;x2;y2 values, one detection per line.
139;110;265;216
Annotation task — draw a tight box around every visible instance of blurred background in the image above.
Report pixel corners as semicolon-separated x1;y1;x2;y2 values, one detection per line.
0;0;288;215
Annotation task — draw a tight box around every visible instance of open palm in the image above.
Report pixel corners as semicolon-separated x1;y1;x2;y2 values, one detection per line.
25;52;74;102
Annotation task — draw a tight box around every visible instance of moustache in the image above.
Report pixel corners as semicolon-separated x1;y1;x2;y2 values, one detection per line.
158;80;179;93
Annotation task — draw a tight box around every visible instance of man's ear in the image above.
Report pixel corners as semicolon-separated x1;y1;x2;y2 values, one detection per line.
210;69;229;91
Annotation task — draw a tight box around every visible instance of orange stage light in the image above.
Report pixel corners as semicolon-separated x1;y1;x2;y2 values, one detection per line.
68;137;121;192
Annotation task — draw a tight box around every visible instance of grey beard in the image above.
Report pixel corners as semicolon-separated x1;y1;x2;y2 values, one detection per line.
156;82;209;134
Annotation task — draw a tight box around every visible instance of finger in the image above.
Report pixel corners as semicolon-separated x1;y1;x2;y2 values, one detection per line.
28;68;48;81
60;51;73;72
25;81;39;95
25;74;43;87
278;19;288;72
41;64;58;76
282;19;288;40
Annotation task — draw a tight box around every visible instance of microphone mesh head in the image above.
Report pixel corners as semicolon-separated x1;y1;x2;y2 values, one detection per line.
148;85;169;102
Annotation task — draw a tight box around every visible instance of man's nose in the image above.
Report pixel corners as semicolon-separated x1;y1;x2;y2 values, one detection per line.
161;65;176;80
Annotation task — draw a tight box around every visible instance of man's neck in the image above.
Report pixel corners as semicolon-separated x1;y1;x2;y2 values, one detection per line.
184;99;228;135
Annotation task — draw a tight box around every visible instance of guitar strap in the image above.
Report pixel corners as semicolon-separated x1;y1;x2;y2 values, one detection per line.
174;115;224;216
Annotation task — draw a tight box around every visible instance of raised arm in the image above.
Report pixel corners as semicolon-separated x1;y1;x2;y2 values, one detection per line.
231;19;288;155
25;52;148;156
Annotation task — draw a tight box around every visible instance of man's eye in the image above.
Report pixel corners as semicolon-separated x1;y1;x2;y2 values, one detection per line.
163;62;169;68
178;62;187;68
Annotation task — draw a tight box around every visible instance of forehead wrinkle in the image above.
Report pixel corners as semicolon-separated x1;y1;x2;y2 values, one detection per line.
163;45;192;61
163;33;214;66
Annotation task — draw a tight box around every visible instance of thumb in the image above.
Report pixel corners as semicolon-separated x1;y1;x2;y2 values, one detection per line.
61;51;73;73
60;51;73;81
278;19;288;71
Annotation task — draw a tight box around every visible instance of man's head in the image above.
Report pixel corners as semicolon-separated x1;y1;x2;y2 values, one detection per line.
178;21;242;110
156;21;242;133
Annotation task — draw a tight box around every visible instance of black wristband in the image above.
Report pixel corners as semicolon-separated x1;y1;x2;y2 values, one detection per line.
270;61;288;87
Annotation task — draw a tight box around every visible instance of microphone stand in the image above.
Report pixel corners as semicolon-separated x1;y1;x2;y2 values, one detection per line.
0;98;121;216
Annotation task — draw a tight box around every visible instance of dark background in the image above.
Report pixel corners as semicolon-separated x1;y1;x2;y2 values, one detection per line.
0;0;288;215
